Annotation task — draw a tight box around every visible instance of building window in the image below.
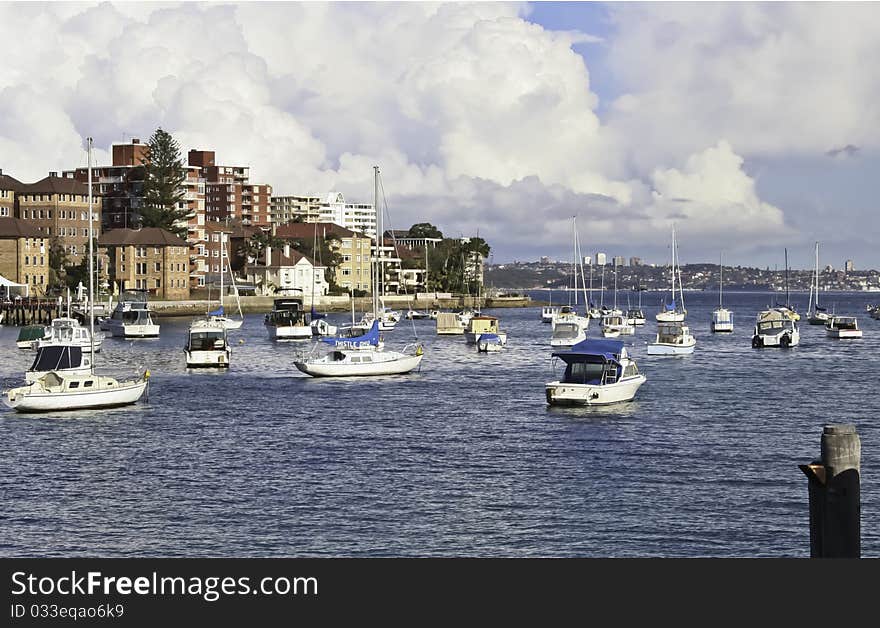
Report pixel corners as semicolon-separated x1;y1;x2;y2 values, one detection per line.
155;279;161;288
155;262;161;272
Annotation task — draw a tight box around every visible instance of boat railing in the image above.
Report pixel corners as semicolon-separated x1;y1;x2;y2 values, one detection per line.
402;343;424;357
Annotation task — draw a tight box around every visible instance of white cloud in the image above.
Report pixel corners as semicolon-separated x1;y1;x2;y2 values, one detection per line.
1;1;852;264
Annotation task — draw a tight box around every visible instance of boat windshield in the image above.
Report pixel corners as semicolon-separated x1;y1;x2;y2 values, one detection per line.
562;360;617;385
188;331;226;350
122;310;153;324
552;323;580;340
758;320;786;333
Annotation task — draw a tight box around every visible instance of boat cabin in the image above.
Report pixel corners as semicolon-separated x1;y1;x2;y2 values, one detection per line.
827;316;858;330
656;322;688;343
16;325;45;347
28;345;90;380
551;339;637;386
551;322;582;341
466;315;500;335
755;309;795;335
266;297;309;325
186;326;228;351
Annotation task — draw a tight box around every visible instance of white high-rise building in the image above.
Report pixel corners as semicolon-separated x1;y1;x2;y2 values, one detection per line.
270;192;376;238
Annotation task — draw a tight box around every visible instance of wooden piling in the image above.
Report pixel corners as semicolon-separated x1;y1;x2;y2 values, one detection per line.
799;424;861;558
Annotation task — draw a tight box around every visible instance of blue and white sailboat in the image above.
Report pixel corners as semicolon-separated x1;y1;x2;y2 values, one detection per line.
656;226;686;322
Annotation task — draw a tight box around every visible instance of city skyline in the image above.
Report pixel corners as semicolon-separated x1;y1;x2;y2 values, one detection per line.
0;2;877;268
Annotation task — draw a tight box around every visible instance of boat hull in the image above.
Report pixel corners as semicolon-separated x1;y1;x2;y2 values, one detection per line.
185;349;231;368
545;375;646;406
711;322;734;332
109;323;160;338
752;331;799;347
464;331;507;345
646;340;696;355
293;352;423;377
656;312;686;322
267;324;312;340
826;329;862;339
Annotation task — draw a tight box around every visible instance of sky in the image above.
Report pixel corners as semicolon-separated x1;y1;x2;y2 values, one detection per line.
0;1;877;269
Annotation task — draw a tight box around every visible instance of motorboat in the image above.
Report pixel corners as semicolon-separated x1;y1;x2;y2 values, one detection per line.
601;313;634;338
16;324;45;349
626;308;646;326
541;305;559;324
464;315;507;345
33;317;104;352
825;316;862;339
104;290;160;338
752;308;799;348
647;321;696;355
436;311;465;335
477;333;503;352
25;344;92;383
311;317;339;337
711;253;733;332
405;307;431;320
185;318;231;368
265;296;312;340
546;338;646;406
550;320;587;348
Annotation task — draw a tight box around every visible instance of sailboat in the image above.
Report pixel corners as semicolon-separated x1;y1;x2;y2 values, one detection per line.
601;261;633;336
656;226;686;322
209;231;244;330
807;242;830;325
552;217;590;332
711;253;733;332
774;248;799;321
626;287;646;326
293;165;424;377
3;137;149;412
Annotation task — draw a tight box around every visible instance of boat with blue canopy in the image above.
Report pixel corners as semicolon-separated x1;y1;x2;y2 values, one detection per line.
546;338;646;406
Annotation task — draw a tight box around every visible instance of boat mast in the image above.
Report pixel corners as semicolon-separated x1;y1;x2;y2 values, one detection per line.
815;241;820;310
719;252;723;308
87;137;95;374
220;231;225;315
373;165;380;319
785;247;790;308
613;259;618;310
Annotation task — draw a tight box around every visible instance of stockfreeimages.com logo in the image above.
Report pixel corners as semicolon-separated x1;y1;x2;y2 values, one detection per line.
11;571;318;602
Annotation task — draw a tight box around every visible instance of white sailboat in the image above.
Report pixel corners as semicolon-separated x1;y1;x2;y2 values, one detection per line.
551;217;590;333
626;288;646;326
711;253;733;332
293;165;424;377
601;262;633;336
656;226;686;322
4;137;149;412
807;242;830;325
209;232;244;330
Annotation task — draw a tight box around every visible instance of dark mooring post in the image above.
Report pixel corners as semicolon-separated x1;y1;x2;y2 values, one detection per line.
799;424;861;558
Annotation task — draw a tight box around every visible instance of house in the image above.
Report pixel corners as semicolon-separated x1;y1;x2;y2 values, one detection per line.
274;222;372;292
0;217;49;296
245;242;329;297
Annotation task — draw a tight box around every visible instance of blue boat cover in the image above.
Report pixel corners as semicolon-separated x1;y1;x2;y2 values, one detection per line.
479;333;500;342
209;306;224;317
321;320;380;348
310;306;326;319
664;300;676;311
553;338;624;362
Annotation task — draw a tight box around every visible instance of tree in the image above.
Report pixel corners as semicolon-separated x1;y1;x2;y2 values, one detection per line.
288;234;344;292
47;236;69;293
243;231;285;266
141;128;189;238
407;222;443;239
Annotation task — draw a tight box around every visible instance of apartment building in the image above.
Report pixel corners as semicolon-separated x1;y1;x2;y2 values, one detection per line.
98;228;190;299
270;192;376;238
190;150;272;228
0;217;49;296
274;222;373;292
14;173;102;265
0;169;19;218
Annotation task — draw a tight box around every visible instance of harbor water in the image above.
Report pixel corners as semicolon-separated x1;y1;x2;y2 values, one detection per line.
1;290;877;557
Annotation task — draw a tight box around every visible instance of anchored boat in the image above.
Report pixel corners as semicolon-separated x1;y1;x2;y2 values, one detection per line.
647;321;696;355
546;338;646;406
185;318;231;367
752;308;799;348
825;316;862;339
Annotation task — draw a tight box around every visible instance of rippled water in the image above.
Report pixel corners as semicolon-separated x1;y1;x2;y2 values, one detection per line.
1;290;877;557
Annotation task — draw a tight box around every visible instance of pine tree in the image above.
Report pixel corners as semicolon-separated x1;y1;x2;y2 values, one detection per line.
140;128;189;237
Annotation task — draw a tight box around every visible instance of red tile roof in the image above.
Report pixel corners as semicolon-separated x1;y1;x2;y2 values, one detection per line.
98;227;188;247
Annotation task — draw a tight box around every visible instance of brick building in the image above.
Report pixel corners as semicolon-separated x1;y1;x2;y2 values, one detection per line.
189;150;272;229
0;217;49;296
98;228;190;300
14;173;102;265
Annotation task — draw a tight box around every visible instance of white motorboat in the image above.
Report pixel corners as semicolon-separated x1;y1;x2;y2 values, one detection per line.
626;308;646;326
185;318;231;368
825;316;862;339
647;321;696;355
405;307;431;320
550;320;587;348
656;226;687;322
436;311;465;335
477;333;503;352
293;166;424;378
2;136;149;413
33;317;104;352
464;315;508;345
311;317;339;337
546;338;646;406
265;296;312;340
25;345;92;383
601;313;634;337
104;290;160;338
807;242;830;325
15;325;46;349
553;305;590;330
752;308;800;348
